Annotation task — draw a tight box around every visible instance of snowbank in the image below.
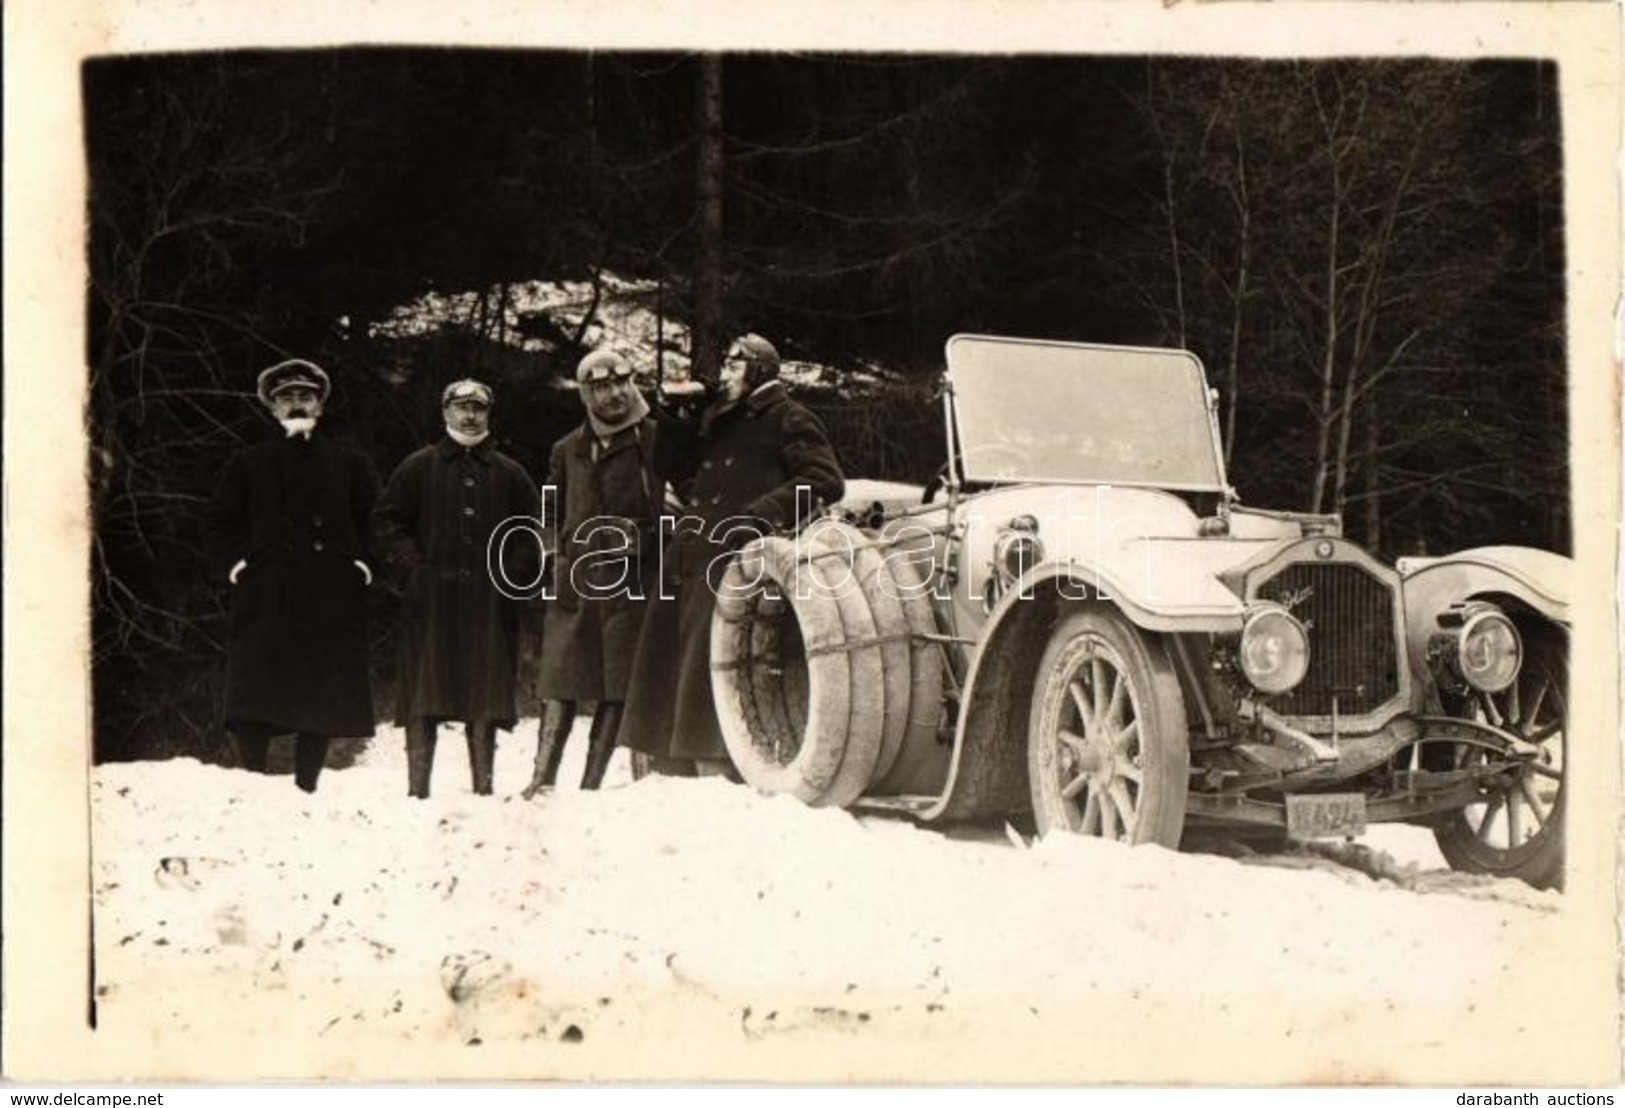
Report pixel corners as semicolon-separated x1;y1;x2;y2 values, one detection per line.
88;721;1579;1083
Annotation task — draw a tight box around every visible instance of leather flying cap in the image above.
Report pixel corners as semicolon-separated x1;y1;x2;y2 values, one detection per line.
256;359;332;407
441;379;494;407
727;332;781;393
576;349;634;385
731;333;780;368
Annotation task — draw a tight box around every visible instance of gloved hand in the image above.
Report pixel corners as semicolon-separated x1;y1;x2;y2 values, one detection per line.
655;377;716;420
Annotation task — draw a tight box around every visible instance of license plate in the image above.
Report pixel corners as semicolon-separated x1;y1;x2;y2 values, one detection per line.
1285;793;1368;841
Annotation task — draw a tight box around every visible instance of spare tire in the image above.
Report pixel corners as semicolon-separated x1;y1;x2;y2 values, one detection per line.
804;520;914;785
797;528;887;807
871;542;949;795
710;536;853;803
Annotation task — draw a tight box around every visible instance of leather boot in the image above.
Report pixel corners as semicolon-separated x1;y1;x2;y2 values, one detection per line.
467;720;497;796
293;733;327;793
522;700;575;799
580;703;622;790
406;719;438;799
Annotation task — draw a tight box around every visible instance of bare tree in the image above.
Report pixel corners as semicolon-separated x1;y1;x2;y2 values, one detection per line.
1102;59;1553;553
692;54;726;382
87;57;335;759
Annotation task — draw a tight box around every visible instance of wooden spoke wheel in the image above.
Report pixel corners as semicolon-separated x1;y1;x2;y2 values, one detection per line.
1027;609;1189;847
1433;630;1567;890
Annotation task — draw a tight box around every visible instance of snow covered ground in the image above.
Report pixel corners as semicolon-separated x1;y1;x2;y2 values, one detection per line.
88;719;1587;1084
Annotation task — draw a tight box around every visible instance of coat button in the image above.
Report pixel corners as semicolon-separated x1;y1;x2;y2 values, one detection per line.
312;515;324;528
709;495;722;506
701;460;714;470
723;457;734;467
463;477;475;487
463;506;475;517
312;540;325;552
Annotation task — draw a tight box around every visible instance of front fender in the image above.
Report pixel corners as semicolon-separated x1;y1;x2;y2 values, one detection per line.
992;550;1252;635
1398;545;1572;666
919;563;1237;824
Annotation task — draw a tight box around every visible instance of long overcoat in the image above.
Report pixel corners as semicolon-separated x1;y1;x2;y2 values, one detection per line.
620;382;844;762
371;437;543;729
206;432;380;738
535;417;662;703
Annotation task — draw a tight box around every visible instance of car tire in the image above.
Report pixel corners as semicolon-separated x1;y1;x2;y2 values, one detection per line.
710;535;878;806
1028;607;1189;847
799;527;892;807
809;520;917;785
1432;628;1566;890
871;543;949;796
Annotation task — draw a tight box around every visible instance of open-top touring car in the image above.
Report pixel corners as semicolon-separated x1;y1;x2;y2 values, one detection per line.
708;335;1570;888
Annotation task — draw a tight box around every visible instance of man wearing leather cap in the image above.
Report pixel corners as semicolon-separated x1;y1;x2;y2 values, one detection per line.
372;379;543;798
523;348;661;796
620;333;845;776
205;358;381;793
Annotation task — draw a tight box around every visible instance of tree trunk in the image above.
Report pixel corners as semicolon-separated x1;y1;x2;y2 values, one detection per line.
656;276;666;382
1332;356;1358;515
1223;135;1250;470
1362;386;1380;552
1309;189;1340;515
693;55;725;384
1163;154;1187;348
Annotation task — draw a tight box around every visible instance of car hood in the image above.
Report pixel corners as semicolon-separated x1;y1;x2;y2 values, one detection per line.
957;485;1288;629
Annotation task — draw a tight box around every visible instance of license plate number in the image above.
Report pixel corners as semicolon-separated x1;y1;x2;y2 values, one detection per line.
1285;793;1368;841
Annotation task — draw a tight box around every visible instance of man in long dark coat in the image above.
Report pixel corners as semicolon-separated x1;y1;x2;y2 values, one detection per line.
372;379;543;798
523;350;662;796
206;359;380;793
619;333;845;775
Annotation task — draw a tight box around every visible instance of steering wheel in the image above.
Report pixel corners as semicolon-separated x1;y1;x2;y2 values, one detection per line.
922;462;952;504
922;444;1030;502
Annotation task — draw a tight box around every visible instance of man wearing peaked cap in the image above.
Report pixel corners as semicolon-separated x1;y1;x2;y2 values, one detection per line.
205;357;381;792
256;358;332;408
523;348;661;797
372;377;543;799
442;378;493;406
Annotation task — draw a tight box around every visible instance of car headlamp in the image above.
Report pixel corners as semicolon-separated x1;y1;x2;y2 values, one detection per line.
1238;604;1311;695
992;516;1043;581
1447;606;1523;693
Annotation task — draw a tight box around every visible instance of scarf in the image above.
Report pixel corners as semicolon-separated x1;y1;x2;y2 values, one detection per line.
446;425;490;448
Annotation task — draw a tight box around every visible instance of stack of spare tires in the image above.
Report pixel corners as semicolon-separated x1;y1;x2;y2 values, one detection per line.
710;520;944;806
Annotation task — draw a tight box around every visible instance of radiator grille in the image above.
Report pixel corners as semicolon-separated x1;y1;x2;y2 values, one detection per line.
1253;561;1400;718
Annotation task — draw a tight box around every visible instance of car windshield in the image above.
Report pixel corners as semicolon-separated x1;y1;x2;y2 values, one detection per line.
945;335;1228;491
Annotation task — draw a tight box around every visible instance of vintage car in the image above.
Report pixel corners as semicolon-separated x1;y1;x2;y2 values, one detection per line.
708;335;1569;889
